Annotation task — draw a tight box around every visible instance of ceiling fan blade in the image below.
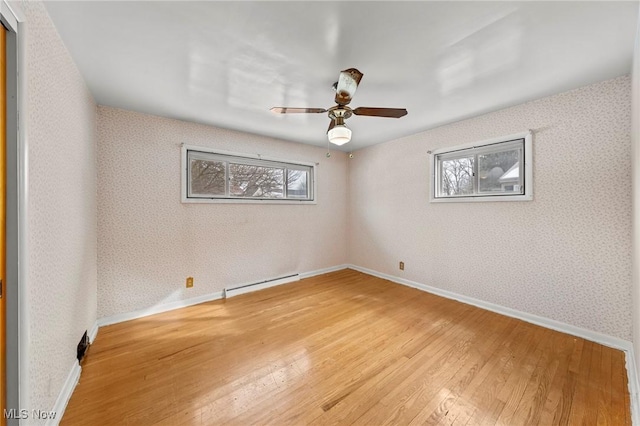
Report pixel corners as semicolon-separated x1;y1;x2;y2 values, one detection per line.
270;107;327;114
353;107;408;118
334;68;364;106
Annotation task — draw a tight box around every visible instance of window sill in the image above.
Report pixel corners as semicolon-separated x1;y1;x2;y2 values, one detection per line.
430;194;533;203
181;197;317;205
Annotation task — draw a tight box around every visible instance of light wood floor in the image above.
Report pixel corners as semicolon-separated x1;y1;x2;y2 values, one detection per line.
62;269;631;425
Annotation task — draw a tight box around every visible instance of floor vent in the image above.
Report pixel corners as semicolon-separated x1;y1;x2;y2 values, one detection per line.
225;274;300;298
77;330;90;362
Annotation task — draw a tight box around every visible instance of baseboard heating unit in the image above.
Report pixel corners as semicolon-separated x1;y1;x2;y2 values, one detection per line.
224;273;300;298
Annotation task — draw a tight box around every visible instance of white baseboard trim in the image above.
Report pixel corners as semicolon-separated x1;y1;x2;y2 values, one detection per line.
626;346;640;426
98;290;224;327
97;264;350;327
299;264;349;279
347;264;632;351
46;360;80;426
88;321;99;344
348;264;640;423
52;265;350;424
225;274;300;298
66;265;640;423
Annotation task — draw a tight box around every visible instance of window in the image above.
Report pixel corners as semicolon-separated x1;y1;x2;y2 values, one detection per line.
431;131;532;202
182;145;315;203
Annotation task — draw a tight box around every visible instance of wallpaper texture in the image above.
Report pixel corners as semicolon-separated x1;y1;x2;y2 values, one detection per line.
97;107;348;318
349;76;633;340
631;8;640;386
22;0;98;417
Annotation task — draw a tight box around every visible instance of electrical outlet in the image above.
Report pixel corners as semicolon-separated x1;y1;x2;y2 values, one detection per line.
186;277;194;288
399;261;405;271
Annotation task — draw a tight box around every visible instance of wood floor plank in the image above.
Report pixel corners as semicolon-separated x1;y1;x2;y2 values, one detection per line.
404;314;519;425
508;331;565;425
434;320;533;425
489;324;550;424
584;343;603;425
537;336;577;426
350;309;490;425
61;269;631;425
597;346;613;425
288;304;480;421
567;339;595;425
216;289;475;425
462;323;534;425
307;309;482;425
610;349;629;426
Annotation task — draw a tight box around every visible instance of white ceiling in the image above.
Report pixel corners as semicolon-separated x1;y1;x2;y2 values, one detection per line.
45;1;639;152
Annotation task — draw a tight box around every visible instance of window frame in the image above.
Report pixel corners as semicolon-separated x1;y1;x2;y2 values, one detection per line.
181;144;317;204
430;131;533;203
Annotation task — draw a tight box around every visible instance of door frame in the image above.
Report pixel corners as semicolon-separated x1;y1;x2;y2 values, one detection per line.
0;2;23;425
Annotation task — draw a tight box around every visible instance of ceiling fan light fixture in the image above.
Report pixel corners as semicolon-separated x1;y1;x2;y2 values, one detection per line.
338;76;357;99
327;124;352;146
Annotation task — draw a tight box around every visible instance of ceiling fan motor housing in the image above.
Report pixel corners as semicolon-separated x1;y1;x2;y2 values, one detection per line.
328;106;353;122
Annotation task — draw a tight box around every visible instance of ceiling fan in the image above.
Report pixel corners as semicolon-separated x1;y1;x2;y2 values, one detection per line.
270;68;408;146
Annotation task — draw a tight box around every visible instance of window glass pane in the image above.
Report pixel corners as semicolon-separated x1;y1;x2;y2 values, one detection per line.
190;158;226;196
229;163;284;198
431;135;530;202
185;148;314;202
439;155;474;196
478;148;521;194
287;169;308;199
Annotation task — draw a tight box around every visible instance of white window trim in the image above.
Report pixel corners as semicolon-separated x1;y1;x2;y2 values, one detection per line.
181;144;317;204
429;131;533;203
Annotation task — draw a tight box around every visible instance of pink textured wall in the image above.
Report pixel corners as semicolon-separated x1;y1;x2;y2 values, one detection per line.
23;1;98;415
97;106;348;318
631;6;640;399
349;76;632;340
